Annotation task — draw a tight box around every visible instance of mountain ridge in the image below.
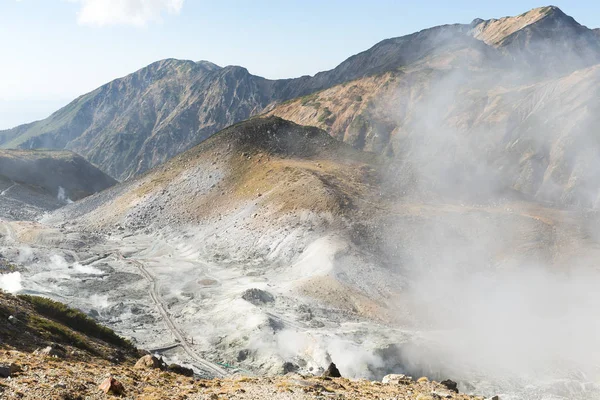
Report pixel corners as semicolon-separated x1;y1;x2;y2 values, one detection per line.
1;6;598;182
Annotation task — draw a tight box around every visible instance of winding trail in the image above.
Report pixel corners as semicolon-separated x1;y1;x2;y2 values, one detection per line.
116;251;229;378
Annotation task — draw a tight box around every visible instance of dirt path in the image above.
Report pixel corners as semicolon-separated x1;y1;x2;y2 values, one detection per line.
116;252;229;378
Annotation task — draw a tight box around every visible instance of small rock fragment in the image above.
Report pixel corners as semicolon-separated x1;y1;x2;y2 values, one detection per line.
135;355;161;369
0;365;11;378
241;288;274;305
98;376;124;395
35;343;66;358
382;374;413;384
440;379;458;393
322;362;341;378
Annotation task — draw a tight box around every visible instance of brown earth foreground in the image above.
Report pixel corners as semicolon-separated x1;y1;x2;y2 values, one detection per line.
0;348;486;399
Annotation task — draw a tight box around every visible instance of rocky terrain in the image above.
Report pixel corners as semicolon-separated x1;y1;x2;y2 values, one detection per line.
0;117;598;398
1;292;485;399
3;6;599;182
0;150;116;220
3;5;600;400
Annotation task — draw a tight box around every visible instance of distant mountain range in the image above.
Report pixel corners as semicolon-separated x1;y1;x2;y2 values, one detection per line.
3;6;600;206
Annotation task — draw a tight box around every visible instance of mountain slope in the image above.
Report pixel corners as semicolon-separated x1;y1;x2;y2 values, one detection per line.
268;62;600;207
0;149;117;220
4;6;594;181
471;6;600;73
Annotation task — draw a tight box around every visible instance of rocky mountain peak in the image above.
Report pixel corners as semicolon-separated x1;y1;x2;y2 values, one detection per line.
470;5;576;46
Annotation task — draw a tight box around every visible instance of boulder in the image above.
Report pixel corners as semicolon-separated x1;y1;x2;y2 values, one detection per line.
382;374;413;384
135;355;161;369
322;362;341;378
282;361;298;374
167;363;194;377
440;379;458;393
0;365;11;378
241;288;274;305
98;376;124;395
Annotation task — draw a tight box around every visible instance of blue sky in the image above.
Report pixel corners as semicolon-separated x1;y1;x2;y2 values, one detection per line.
0;0;597;129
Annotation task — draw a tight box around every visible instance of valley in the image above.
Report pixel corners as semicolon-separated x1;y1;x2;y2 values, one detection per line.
2;4;600;400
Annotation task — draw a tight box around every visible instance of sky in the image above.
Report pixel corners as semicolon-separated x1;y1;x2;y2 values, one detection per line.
0;0;598;129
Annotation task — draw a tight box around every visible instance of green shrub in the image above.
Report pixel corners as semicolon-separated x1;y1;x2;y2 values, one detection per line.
318;108;333;123
29;315;95;354
18;295;135;351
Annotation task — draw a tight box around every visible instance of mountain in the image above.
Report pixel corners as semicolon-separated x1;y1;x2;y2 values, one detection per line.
48;116;378;234
266;8;600;208
4;6;596;181
0;149;117;220
36;116;600;392
471;6;600;73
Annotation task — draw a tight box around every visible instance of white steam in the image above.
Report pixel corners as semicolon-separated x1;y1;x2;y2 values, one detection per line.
49;254;103;275
0;272;22;293
57;186;73;204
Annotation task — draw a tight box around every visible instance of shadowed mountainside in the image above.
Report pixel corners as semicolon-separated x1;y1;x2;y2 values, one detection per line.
0;149;117;220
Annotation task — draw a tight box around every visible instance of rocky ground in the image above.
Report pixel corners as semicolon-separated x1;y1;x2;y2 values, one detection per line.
0;349;486;400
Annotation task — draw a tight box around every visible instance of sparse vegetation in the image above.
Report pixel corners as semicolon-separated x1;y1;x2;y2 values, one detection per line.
18;295;135;351
318;107;333;123
28;315;96;354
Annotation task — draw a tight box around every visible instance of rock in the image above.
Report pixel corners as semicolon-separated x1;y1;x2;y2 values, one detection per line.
237;349;249;362
322;362;341;378
440;379;459;393
7;315;17;325
109;350;126;364
382;374;413;384
241;288;274;305
282;361;298;374
488;396;500;400
167;363;194;377
35;343;66;358
432;390;453;398
417;377;429;383
9;363;21;375
98;376;124;395
0;365;11;378
135;355;161;369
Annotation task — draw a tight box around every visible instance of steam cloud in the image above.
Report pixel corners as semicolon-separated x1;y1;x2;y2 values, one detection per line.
365;26;600;398
57;186;73;204
0;272;22;293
